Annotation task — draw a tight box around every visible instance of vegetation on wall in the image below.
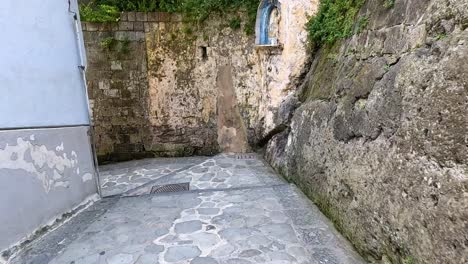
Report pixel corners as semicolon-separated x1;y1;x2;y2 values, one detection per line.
306;0;366;49
100;37;131;54
80;3;120;22
80;0;259;34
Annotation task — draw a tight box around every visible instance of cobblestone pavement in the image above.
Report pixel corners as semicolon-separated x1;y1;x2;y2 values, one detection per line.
12;154;366;264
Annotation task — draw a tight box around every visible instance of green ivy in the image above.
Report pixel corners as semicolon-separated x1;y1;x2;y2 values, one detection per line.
80;3;120;22
306;0;366;49
80;0;259;34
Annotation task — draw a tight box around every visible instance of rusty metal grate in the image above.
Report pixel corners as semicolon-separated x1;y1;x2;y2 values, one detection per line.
236;154;256;160
150;183;190;194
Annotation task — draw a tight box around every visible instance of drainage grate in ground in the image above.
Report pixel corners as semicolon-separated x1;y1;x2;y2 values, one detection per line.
236;154;256;160
150;183;190;194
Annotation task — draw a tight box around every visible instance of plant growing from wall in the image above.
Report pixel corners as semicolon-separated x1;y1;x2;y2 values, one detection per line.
100;36;132;54
357;15;368;33
80;3;120;22
100;37;117;51
80;0;260;34
306;0;366;49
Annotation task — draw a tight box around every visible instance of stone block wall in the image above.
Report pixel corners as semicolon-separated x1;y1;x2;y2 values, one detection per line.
83;17;151;162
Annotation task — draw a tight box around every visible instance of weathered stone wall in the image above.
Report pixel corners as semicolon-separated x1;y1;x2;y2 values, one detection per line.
83;0;316;161
83;19;150;162
255;0;318;140
266;0;468;263
143;13;257;155
83;12;257;160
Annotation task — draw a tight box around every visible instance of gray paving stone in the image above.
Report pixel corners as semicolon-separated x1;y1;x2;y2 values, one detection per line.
225;258;252;264
197;208;220;215
200;173;215;181
192;167;209;173
203;162;215;167
174;220;203;234
106;253;134;264
219;163;233;168
136;253;159;264
191;257;219;264
239;249;262;258
144;244;164;253
164;245;201;262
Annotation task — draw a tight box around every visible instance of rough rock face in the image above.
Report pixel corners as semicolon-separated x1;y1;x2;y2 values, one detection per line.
255;0;318;140
266;0;468;263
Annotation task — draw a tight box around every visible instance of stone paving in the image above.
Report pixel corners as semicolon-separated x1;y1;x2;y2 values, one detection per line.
99;157;207;197
11;154;366;264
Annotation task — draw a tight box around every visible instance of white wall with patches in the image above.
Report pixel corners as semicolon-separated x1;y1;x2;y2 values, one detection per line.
0;0;98;256
0;128;98;252
0;0;89;128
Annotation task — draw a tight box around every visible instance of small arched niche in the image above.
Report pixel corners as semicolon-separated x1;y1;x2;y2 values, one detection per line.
255;0;281;46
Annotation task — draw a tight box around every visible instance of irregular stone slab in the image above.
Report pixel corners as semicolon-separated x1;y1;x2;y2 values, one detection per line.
191;257;219;264
202;162;215;167
192;167;209;173
106;253;134;264
144;244;164;254
200;173;215;181
239;249;262;258
136;253;159;264
164;245;201;262
225;259;252;264
197;208;220;215
174;220;203;234
188;232;220;248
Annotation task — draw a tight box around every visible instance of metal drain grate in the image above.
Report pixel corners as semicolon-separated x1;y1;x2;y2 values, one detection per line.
150;183;190;194
236;154;255;160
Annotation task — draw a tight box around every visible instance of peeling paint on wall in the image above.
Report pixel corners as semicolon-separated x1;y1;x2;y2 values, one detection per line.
0;137;93;193
81;173;93;182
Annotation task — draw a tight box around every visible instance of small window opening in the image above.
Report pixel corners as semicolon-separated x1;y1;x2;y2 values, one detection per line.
200;46;208;61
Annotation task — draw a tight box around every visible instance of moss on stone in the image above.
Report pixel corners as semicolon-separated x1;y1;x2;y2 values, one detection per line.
300;44;340;101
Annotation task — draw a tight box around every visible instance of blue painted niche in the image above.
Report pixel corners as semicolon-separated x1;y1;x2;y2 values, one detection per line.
255;0;280;45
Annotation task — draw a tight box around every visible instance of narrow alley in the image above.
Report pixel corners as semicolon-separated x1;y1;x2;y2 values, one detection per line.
11;154;365;264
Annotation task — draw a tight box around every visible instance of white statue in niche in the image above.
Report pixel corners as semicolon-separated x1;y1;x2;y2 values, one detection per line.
268;8;280;45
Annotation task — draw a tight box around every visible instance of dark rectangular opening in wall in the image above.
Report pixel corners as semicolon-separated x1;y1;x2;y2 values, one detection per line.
200;46;208;61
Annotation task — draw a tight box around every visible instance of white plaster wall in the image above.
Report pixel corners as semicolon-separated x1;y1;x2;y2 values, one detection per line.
0;127;98;253
0;0;98;256
0;0;89;128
